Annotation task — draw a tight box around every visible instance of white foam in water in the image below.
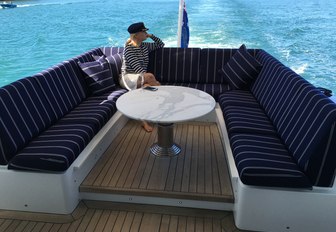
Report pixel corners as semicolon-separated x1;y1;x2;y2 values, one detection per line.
17;4;37;8
292;63;308;75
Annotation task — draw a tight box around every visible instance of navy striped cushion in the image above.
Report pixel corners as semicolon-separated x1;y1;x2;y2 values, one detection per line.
79;56;116;96
0;77;54;164
106;88;128;101
252;50;310;119
148;48;202;83
7;88;126;172
218;90;260;108
200;48;260;84
230;133;312;188
222;105;277;135
100;47;124;57
58;105;107;134
306;120;336;186
59;88;125;131
160;82;231;101
253;50;336;186
220;45;262;89
8;123;96;172
277;86;336;175
33;62;88;120
251;50;284;101
69;47;104;97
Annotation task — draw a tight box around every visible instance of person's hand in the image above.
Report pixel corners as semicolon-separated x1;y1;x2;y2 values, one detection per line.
146;33;153;38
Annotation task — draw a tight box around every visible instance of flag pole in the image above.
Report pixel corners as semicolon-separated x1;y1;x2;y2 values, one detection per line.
177;0;184;47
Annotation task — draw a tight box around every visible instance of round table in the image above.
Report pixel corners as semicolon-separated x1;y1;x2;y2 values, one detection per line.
116;86;216;157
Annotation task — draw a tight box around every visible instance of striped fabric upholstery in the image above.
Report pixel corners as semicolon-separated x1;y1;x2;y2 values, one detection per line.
71;47;104;96
307;120;336;186
160;82;231;101
219;49;336;187
230;133;312;188
100;47;124;57
33;47;104;112
218;90;260;108
220;46;262;89
0;77;54;164
200;48;260;84
1;47;125;172
218;91;275;136
58;88;126;132
32;61;88;120
251;50;310;116
79;55;116;95
8;123;96;172
251;49;336;187
99;47;238;99
276;86;336;186
8;88;126;172
33;47;104;116
96;48;124;86
218;93;313;188
222;105;278;136
148;48;202;83
105;53;123;85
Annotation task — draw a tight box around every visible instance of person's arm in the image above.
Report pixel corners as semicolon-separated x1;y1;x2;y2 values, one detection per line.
145;34;165;52
124;46;146;73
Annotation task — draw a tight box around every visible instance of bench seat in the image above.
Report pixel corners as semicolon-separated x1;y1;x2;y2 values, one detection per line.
230;132;312;188
7;88;126;172
222;105;278;136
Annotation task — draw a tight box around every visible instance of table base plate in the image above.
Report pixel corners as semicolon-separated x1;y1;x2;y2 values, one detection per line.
150;143;181;157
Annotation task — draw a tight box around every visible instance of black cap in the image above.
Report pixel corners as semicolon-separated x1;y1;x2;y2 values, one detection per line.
127;22;149;34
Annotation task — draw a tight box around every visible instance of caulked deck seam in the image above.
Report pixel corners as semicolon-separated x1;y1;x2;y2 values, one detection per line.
80;120;234;204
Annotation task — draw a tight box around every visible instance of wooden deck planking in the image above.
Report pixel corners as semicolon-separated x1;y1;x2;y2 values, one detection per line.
0;201;243;232
81;120;233;202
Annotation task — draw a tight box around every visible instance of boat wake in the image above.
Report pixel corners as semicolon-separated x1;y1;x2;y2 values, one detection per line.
17;1;90;8
292;63;308;75
17;4;31;8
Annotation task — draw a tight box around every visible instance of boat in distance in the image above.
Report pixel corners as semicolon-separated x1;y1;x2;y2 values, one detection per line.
0;1;17;8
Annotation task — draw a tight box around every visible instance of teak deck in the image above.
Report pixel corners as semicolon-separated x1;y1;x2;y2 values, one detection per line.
0;120;241;232
80;120;233;203
0;201;241;232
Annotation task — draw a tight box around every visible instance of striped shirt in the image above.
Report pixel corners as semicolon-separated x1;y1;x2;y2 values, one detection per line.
121;35;164;74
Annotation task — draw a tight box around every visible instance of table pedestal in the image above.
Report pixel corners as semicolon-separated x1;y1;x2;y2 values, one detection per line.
150;123;181;157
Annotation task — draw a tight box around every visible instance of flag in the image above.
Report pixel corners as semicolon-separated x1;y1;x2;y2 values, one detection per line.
177;0;189;48
180;3;189;48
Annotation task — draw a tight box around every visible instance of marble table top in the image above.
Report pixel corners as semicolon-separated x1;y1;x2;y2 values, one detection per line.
116;86;216;123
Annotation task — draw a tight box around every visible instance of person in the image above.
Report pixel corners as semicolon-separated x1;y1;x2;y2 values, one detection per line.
120;22;165;132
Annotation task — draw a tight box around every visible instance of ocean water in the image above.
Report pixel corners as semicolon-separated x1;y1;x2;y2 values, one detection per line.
1;0;335;94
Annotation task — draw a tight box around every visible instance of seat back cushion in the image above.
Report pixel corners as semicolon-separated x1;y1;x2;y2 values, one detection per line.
252;50;336;186
31;47;105;120
0;77;54;164
159;82;231;101
32;60;89;120
148;48;201;83
200;48;260;84
100;47;124;57
277;85;336;186
252;50;311;127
